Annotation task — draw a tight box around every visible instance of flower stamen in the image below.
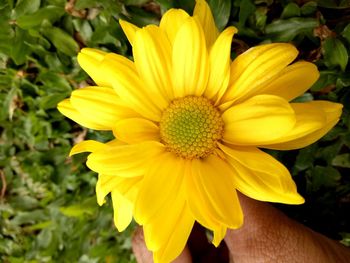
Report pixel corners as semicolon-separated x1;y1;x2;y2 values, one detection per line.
160;96;224;159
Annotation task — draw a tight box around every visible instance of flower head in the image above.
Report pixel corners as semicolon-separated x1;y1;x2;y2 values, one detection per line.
58;0;342;262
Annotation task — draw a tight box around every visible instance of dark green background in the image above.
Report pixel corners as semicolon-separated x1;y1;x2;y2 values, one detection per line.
0;0;349;262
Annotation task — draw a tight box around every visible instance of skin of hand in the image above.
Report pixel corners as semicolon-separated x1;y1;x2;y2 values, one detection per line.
132;193;350;263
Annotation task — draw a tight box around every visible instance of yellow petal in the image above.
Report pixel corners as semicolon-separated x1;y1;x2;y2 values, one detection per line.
96;174;123;206
87;142;165;177
263;101;342;150
119;19;140;46
106;139;125;147
219;143;305;204
159;8;190;44
205;26;237;103
111;190;133;232
141;179;187;251
80;48;106;60
70;140;105;156
70;86;138;129
259;61;319;101
222;95;296;145
152;205;194;263
193;0;219;48
172;17;209;97
133;25;173;103
184;160;221;230
257;101;326;148
99;53;162;121
139;173;193;256
189;155;243;228
222;43;298;106
212;225;227;247
113;118;159;144
96;174;141;205
77;48;110;87
57;99;108;130
134;152;185;225
70;139;122;157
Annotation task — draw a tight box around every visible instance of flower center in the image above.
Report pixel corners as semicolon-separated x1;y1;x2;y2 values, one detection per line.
160;96;224;159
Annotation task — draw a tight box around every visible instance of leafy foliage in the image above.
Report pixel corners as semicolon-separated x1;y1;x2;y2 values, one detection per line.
0;0;349;261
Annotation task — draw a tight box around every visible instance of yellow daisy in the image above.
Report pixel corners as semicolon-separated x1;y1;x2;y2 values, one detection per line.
57;0;342;262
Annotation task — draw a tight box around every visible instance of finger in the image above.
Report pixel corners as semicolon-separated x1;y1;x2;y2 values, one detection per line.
224;193;286;261
132;226;192;263
224;192;350;263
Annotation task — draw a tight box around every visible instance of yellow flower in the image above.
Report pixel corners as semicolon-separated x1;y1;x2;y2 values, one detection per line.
57;0;342;262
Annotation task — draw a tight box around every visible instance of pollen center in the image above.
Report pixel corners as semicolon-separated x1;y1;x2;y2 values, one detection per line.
160;96;224;159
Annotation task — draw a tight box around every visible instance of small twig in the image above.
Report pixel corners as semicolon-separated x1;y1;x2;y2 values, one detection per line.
0;170;6;200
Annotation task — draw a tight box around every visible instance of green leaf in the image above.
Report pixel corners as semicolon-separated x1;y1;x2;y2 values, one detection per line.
281;2;301;19
255;7;267;30
124;0;149;5
7;0;15;9
309;166;341;190
238;0;256;26
37;228;53;249
11;210;48;225
174;0;195;14
310;70;338;91
0;24;14;55
40;93;70;110
340;233;350;246
124;6;160;27
265;17;319;41
16;6;65;29
59;204;95;218
292;93;313;102
74;0;100;9
207;0;231;30
37;71;72;93
0;85;17;121
332;153;350;168
295;145;318;171
157;0;175;11
13;0;41;18
72;19;93;43
341;23;350;44
23;221;53;232
10;195;40;210
301;1;317;16
323;38;348;71
41;26;79;56
317;140;343;164
10;27;32;65
317;0;350;8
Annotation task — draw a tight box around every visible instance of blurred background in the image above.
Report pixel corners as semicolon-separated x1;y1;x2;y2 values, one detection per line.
0;0;349;262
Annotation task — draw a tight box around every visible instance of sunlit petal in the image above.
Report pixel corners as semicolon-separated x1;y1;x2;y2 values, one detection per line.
222;95;296;145
119;19;140;45
221;43;298;107
57;99;108;130
205;26;237;104
87;142;165;177
263;101;343;150
193;0;219;48
172;17;209;97
160;8;190;44
113;118;159;144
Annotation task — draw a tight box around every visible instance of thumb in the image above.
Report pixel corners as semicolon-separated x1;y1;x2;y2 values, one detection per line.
224;193;350;263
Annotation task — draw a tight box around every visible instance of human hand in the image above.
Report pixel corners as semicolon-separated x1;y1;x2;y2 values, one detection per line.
132;193;350;263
